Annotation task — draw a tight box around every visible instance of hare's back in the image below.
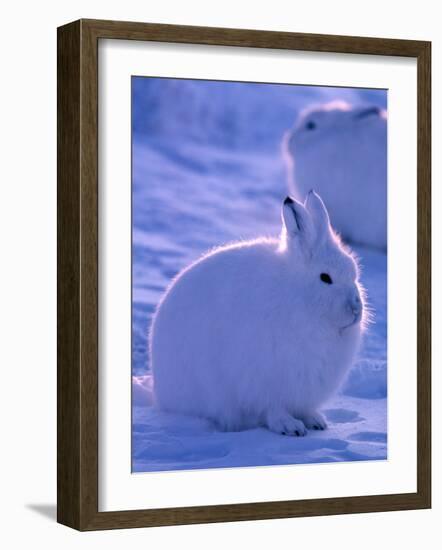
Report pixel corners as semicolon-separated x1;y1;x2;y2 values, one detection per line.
152;238;281;344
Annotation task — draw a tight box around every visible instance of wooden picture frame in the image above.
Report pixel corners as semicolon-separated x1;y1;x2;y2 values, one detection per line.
57;18;431;531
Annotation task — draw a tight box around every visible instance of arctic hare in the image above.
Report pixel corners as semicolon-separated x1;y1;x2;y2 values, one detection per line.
285;103;387;250
151;192;365;436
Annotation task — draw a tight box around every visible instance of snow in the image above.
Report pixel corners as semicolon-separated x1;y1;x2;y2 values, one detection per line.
131;78;387;472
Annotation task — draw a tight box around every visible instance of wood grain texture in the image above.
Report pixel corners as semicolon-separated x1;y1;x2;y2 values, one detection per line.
83;18;427;56
57;19;431;531
416;41;431;506
57;20;81;529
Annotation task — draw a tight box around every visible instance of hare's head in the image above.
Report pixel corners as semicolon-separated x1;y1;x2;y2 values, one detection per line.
286;102;386;154
283;103;387;202
281;191;367;334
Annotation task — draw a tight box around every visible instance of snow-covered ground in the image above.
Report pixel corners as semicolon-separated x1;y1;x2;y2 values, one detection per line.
131;78;387;472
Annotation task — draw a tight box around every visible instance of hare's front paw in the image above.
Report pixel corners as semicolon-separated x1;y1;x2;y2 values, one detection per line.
301;412;328;431
266;410;307;436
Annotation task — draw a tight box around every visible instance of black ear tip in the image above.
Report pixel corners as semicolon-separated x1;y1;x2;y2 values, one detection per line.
284;196;294;205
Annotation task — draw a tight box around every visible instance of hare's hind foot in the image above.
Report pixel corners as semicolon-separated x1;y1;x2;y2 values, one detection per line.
301;412;328;431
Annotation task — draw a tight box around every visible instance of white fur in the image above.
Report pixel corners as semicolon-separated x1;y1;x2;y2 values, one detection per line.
284;102;387;250
151;192;365;436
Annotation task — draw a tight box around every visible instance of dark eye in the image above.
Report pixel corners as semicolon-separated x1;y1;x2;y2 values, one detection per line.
305;120;316;130
320;273;333;284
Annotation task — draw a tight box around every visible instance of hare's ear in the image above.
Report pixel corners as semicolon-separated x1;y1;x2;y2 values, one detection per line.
304;190;331;239
282;196;314;245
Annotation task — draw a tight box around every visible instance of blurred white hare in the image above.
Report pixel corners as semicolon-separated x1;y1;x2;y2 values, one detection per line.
151;192;366;436
284;102;387;250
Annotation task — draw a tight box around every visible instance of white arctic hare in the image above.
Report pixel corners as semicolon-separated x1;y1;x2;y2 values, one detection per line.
285;102;387;250
151;192;365;435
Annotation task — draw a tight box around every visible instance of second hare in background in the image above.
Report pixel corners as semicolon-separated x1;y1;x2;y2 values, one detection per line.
285;102;387;251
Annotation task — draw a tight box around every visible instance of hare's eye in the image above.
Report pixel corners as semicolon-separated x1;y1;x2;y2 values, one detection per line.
320;273;333;284
305;121;316;130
